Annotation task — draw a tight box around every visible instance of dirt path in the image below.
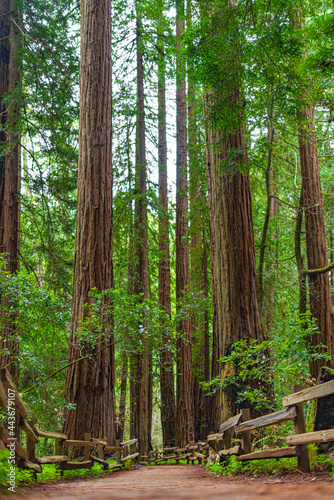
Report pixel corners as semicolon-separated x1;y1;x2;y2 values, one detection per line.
5;465;334;499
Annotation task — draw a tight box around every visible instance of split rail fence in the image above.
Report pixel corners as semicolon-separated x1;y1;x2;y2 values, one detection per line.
1;366;334;479
201;381;334;472
0;367;139;478
137;380;334;472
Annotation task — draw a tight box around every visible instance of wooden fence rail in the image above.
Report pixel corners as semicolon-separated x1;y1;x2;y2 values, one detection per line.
2;364;334;479
204;379;334;472
0;367;139;479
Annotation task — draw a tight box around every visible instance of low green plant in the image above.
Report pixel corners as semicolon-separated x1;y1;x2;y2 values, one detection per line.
0;450;11;491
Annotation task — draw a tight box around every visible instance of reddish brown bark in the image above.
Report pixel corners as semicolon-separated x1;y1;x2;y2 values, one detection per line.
116;353;128;442
0;0;20;382
64;0;114;445
204;1;265;420
187;15;210;439
205;123;265;419
157;8;176;447
298;104;334;377
292;10;334;376
175;0;194;446
205;137;223;431
130;0;151;456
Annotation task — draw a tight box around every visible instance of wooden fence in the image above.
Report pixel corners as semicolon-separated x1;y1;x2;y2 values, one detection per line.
0;367;139;478
204;381;334;472
2;365;334;479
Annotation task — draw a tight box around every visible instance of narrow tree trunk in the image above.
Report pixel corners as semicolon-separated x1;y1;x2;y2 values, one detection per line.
258;106;276;308
175;0;194;446
157;4;176;447
258;101;279;335
205;132;222;432
331;231;333;303
295;191;308;325
116;353;128;442
0;0;21;382
187;6;208;438
64;0;114;445
131;0;151;455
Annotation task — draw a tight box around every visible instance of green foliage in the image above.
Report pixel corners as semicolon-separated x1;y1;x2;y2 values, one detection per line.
206;446;334;479
206;455;299;477
0;256;69;428
0;450;10;491
202;312;330;411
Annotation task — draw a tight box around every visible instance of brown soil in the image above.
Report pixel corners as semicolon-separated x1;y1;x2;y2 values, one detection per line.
5;465;334;499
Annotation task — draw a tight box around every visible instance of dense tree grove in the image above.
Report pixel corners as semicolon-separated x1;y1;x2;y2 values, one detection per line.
1;0;334;452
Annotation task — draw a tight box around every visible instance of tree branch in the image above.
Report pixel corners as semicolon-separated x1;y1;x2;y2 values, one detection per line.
304;262;334;276
23;339;120;394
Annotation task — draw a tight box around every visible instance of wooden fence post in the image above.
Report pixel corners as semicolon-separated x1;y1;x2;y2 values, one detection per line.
116;439;121;464
84;433;91;461
240;409;251;454
55;437;64;476
224;428;232;450
292;385;310;473
26;420;36;468
98;444;104;460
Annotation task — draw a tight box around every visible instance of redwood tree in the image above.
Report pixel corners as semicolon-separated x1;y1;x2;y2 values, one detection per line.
204;0;266;420
157;0;176;448
293;11;334;378
187;0;210;439
175;0;194;446
130;0;151;456
0;0;21;381
64;0;115;443
298;104;334;377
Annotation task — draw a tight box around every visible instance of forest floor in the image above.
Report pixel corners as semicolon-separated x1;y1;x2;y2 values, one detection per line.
4;465;334;499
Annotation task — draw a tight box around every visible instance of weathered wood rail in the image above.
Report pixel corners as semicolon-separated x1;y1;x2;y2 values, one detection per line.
2;366;334;479
139;442;207;466
0;367;139;479
204;380;334;472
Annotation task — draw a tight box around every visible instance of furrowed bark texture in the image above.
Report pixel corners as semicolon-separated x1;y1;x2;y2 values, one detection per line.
131;1;151;455
0;0;20;381
205;121;265;420
292;7;333;379
298;105;334;376
187;39;210;440
206;146;222;431
175;0;194;446
64;0;114;445
204;0;265;420
157;15;176;447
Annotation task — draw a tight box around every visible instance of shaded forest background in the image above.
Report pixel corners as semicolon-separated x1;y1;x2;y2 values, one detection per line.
0;0;334;453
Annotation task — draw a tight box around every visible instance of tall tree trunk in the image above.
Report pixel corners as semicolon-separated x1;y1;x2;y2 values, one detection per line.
116;353;128;442
64;0;115;445
258;100;279;335
187;3;209;438
0;0;21;382
295;191;308;327
204;0;266;420
298;104;334;376
175;0;194;446
293;11;334;377
131;0;151;455
157;3;175;448
205;137;222;432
